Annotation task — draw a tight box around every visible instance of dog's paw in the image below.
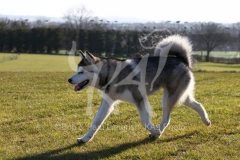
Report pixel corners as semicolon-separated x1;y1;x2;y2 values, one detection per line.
149;130;161;139
206;119;211;126
149;133;161;139
77;138;86;144
202;118;211;126
148;126;161;139
77;135;93;144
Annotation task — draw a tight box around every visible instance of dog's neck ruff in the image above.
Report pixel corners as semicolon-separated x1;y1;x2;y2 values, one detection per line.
99;58;110;92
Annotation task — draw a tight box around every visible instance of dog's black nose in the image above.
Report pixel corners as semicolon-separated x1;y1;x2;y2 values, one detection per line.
68;78;72;83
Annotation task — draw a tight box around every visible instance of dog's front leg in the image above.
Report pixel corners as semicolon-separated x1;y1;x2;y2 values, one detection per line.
78;98;114;143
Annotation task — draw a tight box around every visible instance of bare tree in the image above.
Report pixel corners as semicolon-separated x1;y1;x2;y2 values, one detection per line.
0;17;9;29
194;22;229;61
88;17;108;30
237;22;240;32
63;5;93;29
33;18;50;27
236;22;240;53
10;19;30;29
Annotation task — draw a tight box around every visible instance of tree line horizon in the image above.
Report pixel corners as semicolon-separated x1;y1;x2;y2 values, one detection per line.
0;6;239;61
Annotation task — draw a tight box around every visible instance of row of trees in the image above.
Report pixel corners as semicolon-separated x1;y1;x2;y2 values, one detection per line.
0;26;147;57
0;24;236;60
191;23;237;62
63;5;240;62
0;4;239;61
0;27;61;53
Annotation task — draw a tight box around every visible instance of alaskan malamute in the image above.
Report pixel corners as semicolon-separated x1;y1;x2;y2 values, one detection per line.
68;35;211;143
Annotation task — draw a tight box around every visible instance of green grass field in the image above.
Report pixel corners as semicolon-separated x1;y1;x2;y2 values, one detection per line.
194;62;240;72
0;53;78;72
193;51;240;58
1;53;240;72
0;53;240;159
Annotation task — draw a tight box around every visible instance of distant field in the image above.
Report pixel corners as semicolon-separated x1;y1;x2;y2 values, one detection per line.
0;53;78;72
193;62;240;72
193;51;240;58
1;53;240;72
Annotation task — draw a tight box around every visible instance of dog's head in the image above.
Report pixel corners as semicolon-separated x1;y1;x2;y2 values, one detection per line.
68;51;101;92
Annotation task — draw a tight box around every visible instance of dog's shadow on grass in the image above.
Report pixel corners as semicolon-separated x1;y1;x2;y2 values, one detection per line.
17;131;199;160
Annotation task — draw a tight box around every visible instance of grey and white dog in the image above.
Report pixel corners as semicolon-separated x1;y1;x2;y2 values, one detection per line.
68;35;211;143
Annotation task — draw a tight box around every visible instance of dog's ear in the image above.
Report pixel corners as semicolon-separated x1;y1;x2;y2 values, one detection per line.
85;51;96;63
79;50;86;60
86;51;95;59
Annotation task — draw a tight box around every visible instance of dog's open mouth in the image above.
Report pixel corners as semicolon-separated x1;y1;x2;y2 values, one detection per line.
74;80;90;92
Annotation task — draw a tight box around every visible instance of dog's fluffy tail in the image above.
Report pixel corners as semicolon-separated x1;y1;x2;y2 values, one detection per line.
154;35;193;68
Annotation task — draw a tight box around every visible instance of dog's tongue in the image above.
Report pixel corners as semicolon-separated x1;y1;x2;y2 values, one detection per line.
74;86;79;92
74;82;83;92
73;80;89;92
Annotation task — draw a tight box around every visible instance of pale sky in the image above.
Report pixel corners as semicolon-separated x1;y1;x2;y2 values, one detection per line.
0;0;239;23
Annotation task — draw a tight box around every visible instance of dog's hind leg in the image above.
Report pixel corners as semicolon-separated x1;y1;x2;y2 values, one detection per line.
184;95;211;126
77;98;115;143
136;97;161;139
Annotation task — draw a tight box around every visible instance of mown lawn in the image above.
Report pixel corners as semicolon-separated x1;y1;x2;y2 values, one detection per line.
193;51;240;58
0;53;240;159
1;53;240;72
194;62;240;72
0;53;78;72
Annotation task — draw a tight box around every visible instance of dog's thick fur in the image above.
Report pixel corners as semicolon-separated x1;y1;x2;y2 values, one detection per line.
68;35;211;143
